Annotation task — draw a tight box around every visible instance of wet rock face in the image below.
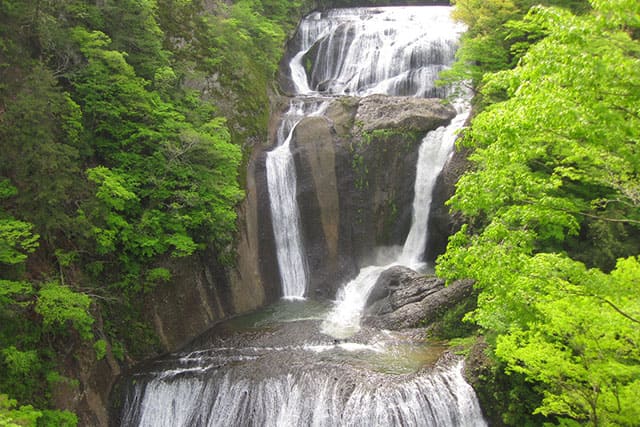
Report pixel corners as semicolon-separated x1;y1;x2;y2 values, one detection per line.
236;94;461;300
290;116;346;297
362;266;474;330
141;247;234;353
364;266;444;315
286;95;456;296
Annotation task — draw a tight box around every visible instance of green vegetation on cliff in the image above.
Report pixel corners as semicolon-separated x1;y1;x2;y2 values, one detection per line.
439;0;640;425
0;0;309;423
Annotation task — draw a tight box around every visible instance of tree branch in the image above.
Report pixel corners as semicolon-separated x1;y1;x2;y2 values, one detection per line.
523;198;640;225
569;288;640;325
598;296;640;325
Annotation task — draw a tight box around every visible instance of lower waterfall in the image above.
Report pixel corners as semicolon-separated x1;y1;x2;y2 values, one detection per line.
124;360;482;427
120;301;486;427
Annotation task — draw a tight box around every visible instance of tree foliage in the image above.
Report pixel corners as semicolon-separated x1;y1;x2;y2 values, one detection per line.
0;0;305;420
439;1;640;425
442;0;591;105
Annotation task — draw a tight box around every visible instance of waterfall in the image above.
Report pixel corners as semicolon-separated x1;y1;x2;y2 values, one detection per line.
122;358;484;427
118;7;486;427
321;102;469;338
400;102;471;268
267;100;329;298
269;6;463;299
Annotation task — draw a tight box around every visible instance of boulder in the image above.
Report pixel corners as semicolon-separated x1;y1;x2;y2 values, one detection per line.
363;266;474;330
365;266;420;312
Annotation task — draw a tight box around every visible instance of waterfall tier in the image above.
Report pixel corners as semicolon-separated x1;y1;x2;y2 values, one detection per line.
124;360;483;427
288;6;464;97
120;302;485;427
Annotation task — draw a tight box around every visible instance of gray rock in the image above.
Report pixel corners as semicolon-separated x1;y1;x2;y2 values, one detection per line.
291;116;345;296
363;265;474;330
355;94;455;133
325;96;359;137
365;266;420;309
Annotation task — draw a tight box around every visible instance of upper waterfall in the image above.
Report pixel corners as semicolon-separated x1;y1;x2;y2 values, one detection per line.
289;6;464;97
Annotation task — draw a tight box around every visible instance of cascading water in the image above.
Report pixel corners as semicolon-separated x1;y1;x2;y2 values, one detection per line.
400;105;470;267
267;99;329;298
119;302;486;426
118;7;486;426
122;346;483;427
320;101;470;338
290;7;460;97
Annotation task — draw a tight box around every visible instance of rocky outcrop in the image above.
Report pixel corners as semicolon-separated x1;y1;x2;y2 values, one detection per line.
233;147;283;305
364;266;441;314
141;247;234;353
355;95;455;133
362;266;474;329
53;311;121;427
290;115;349;296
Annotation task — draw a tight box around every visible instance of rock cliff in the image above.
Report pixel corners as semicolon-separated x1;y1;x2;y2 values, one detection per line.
235;94;458;301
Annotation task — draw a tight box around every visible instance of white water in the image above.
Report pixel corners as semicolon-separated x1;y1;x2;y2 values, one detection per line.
123;359;485;427
291;6;464;97
309;6;468;338
266;100;329;298
400;102;471;267
321;101;469;338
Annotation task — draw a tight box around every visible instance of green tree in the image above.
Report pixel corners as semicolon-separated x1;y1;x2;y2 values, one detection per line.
0;393;41;427
442;0;591;104
0;66;84;243
70;26;242;293
495;256;640;425
101;0;170;80
0;182;89;424
438;2;640;424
